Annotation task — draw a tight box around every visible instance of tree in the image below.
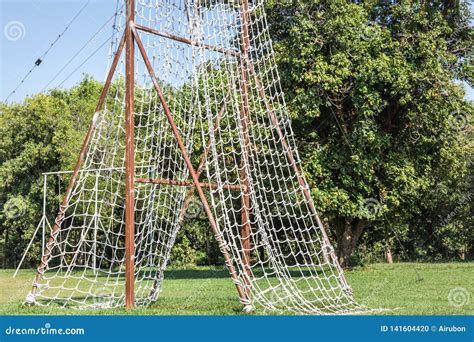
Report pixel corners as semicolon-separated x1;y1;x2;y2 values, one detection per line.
0;76;101;267
265;0;473;267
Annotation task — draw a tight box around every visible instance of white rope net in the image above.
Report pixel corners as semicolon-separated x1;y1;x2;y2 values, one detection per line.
29;0;366;314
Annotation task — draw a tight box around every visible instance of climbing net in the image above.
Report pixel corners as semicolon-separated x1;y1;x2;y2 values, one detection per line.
29;0;367;314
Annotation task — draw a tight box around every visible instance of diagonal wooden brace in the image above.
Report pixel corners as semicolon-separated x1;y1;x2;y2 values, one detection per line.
29;32;127;298
148;93;229;297
246;60;350;290
132;25;249;305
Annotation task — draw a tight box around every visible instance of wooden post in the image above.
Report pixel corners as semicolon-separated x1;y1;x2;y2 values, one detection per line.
239;0;252;295
42;174;47;257
124;0;136;309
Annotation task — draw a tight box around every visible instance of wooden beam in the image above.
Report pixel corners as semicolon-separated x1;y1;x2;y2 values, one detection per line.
239;0;252;297
135;23;240;58
124;0;136;309
136;177;242;190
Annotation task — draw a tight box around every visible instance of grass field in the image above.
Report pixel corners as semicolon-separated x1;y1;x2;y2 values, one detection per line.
0;263;472;315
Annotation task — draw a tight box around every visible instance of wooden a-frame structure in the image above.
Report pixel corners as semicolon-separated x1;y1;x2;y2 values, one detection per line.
31;0;346;309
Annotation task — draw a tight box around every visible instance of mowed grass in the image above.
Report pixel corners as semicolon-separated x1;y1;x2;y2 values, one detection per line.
0;263;472;315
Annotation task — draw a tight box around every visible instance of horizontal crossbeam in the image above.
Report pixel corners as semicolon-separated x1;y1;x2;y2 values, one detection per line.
134;24;240;57
135;177;242;190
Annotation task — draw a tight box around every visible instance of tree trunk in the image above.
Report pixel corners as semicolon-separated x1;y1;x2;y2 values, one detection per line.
385;244;393;264
385;231;393;264
333;218;366;269
3;228;8;269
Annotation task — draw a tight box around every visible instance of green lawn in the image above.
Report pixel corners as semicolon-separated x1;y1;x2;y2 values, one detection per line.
0;263;472;315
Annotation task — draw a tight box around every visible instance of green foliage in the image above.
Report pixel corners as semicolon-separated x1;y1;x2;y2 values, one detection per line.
0;76;101;267
266;0;473;265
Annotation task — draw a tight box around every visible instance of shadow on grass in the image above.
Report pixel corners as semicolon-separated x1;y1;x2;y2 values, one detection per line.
164;268;230;279
164;267;333;279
